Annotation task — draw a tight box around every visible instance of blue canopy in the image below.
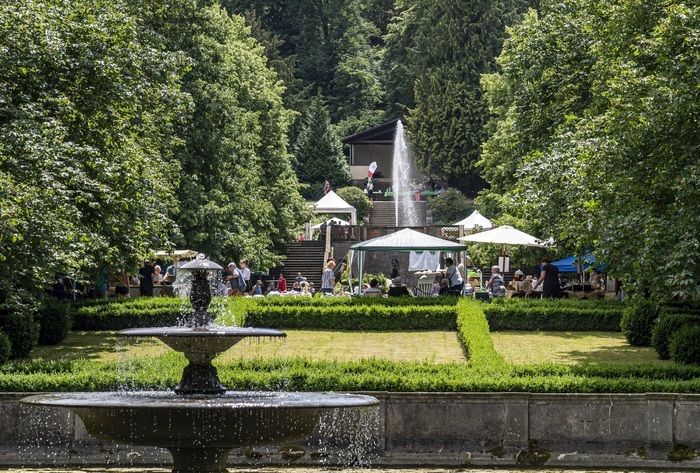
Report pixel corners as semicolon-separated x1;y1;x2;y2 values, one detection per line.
552;253;601;273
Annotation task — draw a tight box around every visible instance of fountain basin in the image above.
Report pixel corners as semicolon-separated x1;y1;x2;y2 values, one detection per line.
21;391;379;472
119;327;286;395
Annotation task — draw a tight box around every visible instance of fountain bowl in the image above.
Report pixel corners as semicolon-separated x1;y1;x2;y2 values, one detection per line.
22;391;379;472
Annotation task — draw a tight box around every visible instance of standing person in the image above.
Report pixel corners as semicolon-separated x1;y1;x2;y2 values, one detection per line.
366;178;374;199
533;258;561;298
277;273;287;292
321;260;336;294
226;262;246;296
138;260;154;297
239;259;252;293
323;180;331;194
444;257;464;295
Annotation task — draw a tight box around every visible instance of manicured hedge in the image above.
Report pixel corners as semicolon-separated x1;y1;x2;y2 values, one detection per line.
652;313;700;360
255;297;458;307
68;298;236;330
244;304;457;330
621;300;659;346
484;299;623;331
2;298;700;392
669;325;700;365
37;301;72;345
0;312;39;359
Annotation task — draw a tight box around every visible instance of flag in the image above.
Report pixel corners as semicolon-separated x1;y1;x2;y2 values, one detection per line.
368;161;377;178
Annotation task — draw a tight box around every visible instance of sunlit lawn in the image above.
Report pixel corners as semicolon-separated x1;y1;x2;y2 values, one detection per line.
30;330;466;364
491;331;668;365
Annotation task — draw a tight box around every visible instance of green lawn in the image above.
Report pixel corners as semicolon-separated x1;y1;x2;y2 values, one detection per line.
31;330;466;364
491;331;667;365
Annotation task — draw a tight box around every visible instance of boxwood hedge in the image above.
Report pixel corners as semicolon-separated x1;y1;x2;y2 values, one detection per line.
484;299;623;331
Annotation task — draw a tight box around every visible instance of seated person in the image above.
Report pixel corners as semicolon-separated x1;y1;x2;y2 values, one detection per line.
161;265;176;285
251;280;264;296
387;277;411;297
508;269;525;291
431;276;442;296
362;279;383;297
486;266;506;297
438;279;450;296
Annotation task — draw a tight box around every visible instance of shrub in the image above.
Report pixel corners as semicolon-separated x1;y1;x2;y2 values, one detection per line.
244;304;457;331
0;312;40;359
0;331;10;364
255;297;457;307
426;188;475;225
70;298;188;330
485;299;623;331
335;186;372;222
621;300;659;346
37;301;72;345
456;299;504;369
652;313;700;360
669;325;700;365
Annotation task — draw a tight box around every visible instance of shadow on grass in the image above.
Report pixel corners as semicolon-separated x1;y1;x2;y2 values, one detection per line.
29;332;131;361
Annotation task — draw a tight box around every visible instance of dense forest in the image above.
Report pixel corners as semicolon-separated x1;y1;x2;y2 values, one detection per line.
0;0;697;311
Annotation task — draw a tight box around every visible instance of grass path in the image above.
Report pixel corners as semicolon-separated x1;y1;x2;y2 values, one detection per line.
30;330;466;364
491;331;667;365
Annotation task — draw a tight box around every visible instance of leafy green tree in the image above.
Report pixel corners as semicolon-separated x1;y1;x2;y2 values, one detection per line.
293;96;351;199
480;0;700;299
335;187;373;222
224;0;384;125
427;189;475;225
383;0;530;195
136;1;309;268
0;0;188;302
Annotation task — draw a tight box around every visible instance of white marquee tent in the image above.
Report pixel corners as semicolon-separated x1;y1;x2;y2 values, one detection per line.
313;190;357;225
349;228;466;293
454;210;493;230
458;225;546;247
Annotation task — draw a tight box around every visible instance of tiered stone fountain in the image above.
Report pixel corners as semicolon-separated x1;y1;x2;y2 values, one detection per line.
22;255;378;472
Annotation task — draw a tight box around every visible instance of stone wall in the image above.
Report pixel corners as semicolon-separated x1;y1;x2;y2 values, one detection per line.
2;392;700;469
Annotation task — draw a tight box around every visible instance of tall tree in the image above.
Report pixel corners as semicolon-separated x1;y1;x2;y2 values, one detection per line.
223;0;384;129
135;1;309;267
0;0;188;300
293;96;351;199
383;0;530;196
480;0;700;299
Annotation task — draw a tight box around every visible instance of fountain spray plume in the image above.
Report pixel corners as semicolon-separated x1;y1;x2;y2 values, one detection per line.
392;120;420;227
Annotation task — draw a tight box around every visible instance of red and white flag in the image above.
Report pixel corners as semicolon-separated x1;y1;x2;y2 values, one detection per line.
368;161;377;178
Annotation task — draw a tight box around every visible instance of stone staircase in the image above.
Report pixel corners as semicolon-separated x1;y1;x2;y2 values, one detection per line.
369;200;427;227
275;241;325;288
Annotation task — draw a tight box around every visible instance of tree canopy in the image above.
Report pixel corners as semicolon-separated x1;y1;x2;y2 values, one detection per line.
478;0;700;299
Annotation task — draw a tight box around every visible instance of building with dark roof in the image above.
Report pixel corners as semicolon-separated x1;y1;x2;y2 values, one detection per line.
342;119;398;186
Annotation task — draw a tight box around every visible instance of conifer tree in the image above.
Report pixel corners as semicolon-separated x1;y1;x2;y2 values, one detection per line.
294;96;351;199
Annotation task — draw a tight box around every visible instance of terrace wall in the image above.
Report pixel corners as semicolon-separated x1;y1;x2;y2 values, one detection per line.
2;391;700;469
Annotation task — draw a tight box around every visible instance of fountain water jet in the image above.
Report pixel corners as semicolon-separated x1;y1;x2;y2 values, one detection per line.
22;254;378;473
392;120;420;227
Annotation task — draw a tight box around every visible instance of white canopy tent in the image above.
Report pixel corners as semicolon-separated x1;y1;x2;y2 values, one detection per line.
454;210;493;230
311;217;350;230
313;190;357;225
349;228;466;294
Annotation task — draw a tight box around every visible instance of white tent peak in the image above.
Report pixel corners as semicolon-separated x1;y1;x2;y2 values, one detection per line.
454;210;493;229
314;190;357;225
351;228;466;252
458;225;545;247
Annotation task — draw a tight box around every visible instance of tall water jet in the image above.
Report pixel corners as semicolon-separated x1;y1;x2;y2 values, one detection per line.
392;120;420;227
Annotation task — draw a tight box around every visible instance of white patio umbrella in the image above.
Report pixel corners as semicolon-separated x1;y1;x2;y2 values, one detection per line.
454;210;493;230
458;225;547;255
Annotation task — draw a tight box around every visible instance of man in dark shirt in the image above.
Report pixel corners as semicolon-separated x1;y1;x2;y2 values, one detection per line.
387;277;411;297
139;260;154;297
533;258;560;298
